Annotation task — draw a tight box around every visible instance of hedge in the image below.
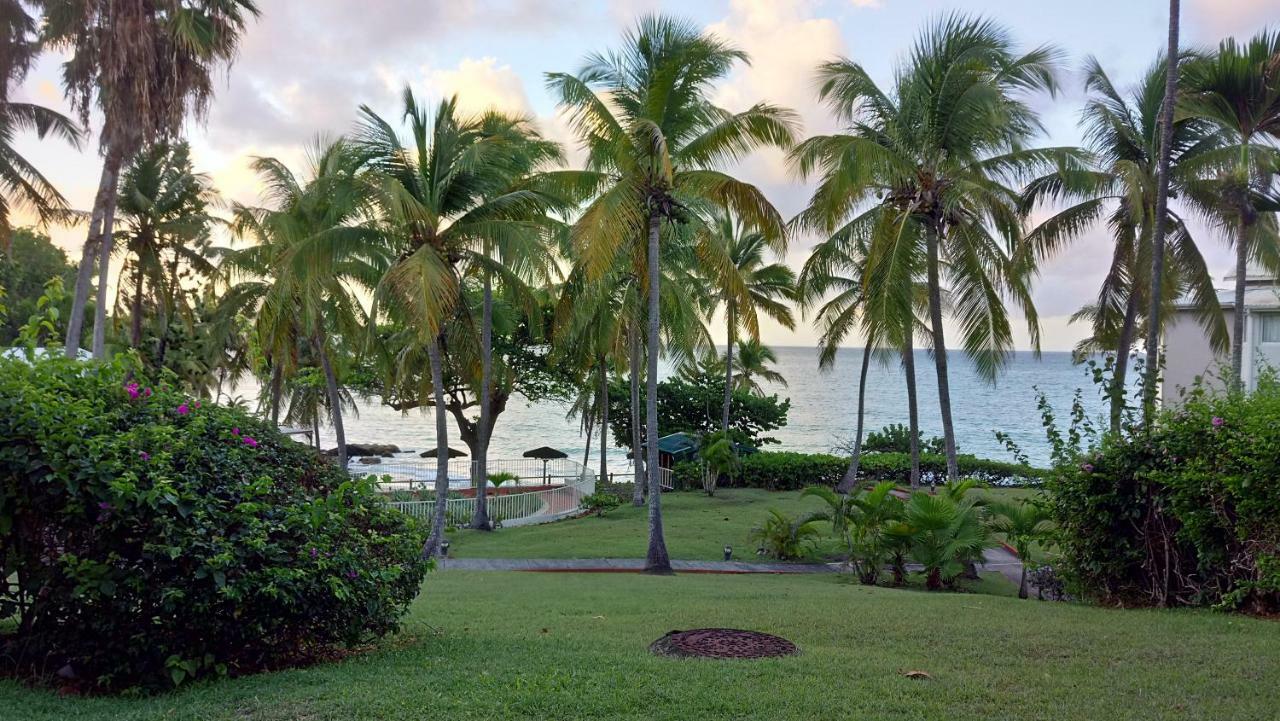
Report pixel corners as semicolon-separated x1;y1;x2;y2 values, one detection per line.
671;450;1048;491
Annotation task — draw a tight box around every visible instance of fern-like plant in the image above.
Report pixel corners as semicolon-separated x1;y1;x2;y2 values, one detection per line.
748;509;824;561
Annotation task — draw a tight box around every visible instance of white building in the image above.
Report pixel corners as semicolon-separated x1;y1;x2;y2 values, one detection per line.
1163;263;1280;402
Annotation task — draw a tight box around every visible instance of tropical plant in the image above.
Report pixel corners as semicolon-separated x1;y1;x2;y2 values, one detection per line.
863;423;946;455
792;14;1067;482
897;490;994;590
748;508;824;561
987;497;1055;598
548;14;797;571
0;227;77;343
47;0;259;360
581;491;623;517
359;90;568;544
697;430;739;496
1181;29;1280;391
1022;55;1229;434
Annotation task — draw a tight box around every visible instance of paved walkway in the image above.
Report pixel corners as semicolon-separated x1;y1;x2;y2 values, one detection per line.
440;547;1027;580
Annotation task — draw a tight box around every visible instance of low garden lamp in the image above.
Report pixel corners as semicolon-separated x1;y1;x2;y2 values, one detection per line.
724;545;733;561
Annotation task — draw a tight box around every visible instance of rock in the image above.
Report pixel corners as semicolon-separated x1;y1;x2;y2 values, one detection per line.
323;443;401;456
358;457;382;465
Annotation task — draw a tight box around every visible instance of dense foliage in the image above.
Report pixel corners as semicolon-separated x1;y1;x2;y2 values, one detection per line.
1049;379;1280;612
861;424;946;455
671;451;1047;491
607;368;790;449
0;229;79;345
0;357;429;692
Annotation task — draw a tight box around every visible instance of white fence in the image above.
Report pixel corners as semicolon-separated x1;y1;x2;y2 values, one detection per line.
376;458;596;528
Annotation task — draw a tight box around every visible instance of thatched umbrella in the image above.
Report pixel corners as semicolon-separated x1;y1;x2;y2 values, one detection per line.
523;446;567;485
419;447;468;458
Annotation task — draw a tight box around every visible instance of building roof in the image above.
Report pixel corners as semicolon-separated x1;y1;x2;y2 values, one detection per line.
1174;266;1280;311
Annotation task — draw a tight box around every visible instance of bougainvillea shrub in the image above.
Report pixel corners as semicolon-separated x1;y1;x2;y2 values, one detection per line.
0;356;429;692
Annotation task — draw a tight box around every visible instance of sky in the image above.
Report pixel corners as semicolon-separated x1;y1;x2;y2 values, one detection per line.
9;0;1280;351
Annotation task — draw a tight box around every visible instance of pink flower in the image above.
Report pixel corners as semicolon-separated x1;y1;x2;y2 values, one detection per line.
194;401;201;409
125;382;140;400
1081;463;1094;473
346;570;359;580
138;451;150;461
143;387;152;397
231;427;240;437
98;501;112;511
310;547;319;559
176;403;189;416
1212;416;1225;428
242;436;258;449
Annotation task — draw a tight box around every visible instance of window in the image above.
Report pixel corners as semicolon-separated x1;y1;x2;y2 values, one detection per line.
1259;314;1280;343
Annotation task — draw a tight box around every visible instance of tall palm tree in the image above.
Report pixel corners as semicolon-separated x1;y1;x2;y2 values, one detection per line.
222;140;385;472
697;208;795;434
360;91;568;549
791;14;1063;482
47;0;259;360
0;0;79;252
1182;29;1280;391
1021;56;1227;433
113;141;216;349
548;14;797;572
730;337;786;395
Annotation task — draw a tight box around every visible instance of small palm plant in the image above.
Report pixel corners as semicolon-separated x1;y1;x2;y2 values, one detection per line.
699;431;740;497
987;498;1056;599
804;481;904;584
901;491;994;590
748;509;824;561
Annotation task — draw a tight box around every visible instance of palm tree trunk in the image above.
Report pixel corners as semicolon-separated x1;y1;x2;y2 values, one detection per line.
423;334;451;558
65;161;120;356
582;406;594;468
721;304;735;436
630;325;645;506
1111;292;1140;435
925;228;958;481
598;356;608;483
1144;0;1181;419
314;331;347;471
644;210;671;573
837;339;874;494
129;259;145;348
91;151;125;360
471;267;493;530
269;361;283;425
1231;217;1248;391
903;331;921;490
1018;565;1029;600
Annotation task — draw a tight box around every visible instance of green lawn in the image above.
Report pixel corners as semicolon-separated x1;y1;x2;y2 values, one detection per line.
8;570;1276;720
450;486;1044;562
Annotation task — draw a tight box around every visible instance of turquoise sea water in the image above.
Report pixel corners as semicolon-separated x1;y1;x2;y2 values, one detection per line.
301;348;1107;472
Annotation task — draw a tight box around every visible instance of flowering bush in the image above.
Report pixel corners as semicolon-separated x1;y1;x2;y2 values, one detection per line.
0;356;430;692
1049;378;1280;612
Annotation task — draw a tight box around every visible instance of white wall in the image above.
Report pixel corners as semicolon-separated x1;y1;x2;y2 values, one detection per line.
1162;308;1232;404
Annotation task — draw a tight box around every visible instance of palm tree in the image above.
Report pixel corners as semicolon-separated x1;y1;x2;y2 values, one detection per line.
1182;29;1280;391
359;91;568;549
697;209;794;434
987;497;1055;599
900;490;994;590
792;14;1064;482
222;140;385;472
548;14;797;572
0;0;79;252
1021;56;1227;433
47;0;259;360
730;337;786;394
113;142;216;350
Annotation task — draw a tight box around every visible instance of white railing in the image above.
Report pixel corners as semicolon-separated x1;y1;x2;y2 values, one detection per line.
659;466;674;491
379;458;596;528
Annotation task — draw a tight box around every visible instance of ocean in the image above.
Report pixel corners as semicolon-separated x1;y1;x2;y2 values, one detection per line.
287;348;1106;474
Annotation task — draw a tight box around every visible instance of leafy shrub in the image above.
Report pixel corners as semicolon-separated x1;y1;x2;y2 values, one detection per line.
487;471;519;487
671;451;1046;491
1047;377;1280;612
748;509;823;560
861;423;945;455
0;357;430;692
892;491;994;590
580;492;623;517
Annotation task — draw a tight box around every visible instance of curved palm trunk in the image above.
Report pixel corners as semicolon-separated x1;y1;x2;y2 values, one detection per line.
129;259;145;348
314;331;347;471
423;334;451;558
630;325;645;506
91;152;125;359
269;361;283;425
1110;292;1140;435
1231;217;1249;391
1144;0;1181;416
471;269;493;530
582;408;594;467
65;161;121;356
837;339;874;494
721;304;735;436
644;211;671;573
903;332;922;489
598;357;609;483
925;229;958;481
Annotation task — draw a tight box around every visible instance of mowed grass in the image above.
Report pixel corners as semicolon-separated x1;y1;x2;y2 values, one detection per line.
450;486;1045;562
7;571;1276;721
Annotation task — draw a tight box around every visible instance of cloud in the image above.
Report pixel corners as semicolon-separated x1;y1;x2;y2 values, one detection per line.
1185;0;1280;44
424;57;533;115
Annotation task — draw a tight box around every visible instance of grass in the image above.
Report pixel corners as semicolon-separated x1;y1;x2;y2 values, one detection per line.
450;486;1043;563
7;570;1276;720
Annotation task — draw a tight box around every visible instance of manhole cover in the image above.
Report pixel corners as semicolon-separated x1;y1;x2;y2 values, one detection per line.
649;628;799;659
